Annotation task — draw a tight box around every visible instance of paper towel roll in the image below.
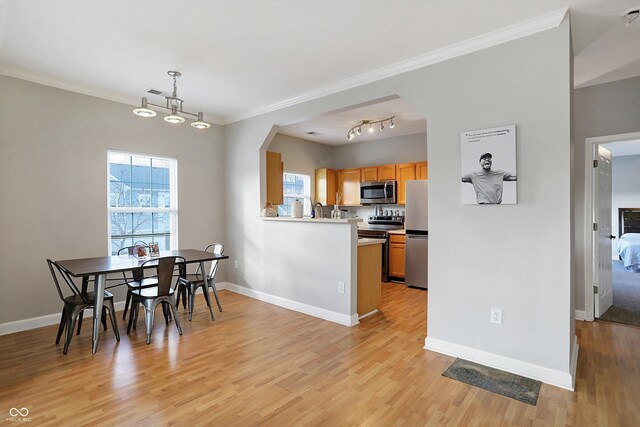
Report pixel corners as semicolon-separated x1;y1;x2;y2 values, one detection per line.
291;199;303;218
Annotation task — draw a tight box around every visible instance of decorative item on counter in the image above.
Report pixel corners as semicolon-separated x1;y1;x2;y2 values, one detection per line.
310;197;316;218
261;202;277;217
331;191;343;219
291;199;303;218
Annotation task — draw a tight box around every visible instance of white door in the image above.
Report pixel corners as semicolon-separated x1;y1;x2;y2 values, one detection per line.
595;145;613;318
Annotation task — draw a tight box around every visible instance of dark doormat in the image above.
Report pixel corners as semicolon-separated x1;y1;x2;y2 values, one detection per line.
442;358;541;406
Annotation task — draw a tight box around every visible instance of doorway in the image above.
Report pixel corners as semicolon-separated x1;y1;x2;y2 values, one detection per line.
585;131;640;324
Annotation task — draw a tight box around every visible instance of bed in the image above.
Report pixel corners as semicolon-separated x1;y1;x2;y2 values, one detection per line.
617;208;640;272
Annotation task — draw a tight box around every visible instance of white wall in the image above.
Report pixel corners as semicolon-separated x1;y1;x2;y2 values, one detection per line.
0;76;226;324
573;76;640;311
223;20;575;387
611;154;640;257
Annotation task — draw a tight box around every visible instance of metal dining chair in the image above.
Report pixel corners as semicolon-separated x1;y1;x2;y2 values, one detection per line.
47;259;120;354
127;256;184;344
174;243;224;321
118;243;158;320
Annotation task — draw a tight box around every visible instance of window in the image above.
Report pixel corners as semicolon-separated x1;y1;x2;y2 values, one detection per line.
108;152;177;255
279;173;311;216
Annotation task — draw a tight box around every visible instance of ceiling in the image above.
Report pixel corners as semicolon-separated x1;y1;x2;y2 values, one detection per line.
1;0;639;127
278;97;426;146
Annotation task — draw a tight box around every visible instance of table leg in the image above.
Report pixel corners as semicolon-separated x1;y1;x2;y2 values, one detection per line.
92;273;106;354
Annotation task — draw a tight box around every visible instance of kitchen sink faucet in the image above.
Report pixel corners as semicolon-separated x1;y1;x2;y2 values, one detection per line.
314;202;325;218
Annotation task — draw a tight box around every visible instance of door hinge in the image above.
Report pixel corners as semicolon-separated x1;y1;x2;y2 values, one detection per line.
593;285;599;294
593;159;599;167
593;223;598;231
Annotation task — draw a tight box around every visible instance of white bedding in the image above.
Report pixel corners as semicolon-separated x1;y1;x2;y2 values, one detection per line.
617;233;640;272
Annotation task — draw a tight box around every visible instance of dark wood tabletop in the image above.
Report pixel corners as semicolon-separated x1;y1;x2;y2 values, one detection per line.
56;249;229;277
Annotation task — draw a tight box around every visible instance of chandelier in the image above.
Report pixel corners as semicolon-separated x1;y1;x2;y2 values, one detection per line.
347;116;395;141
133;70;210;129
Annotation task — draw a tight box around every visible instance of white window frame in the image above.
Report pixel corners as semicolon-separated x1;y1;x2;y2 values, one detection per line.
107;150;178;254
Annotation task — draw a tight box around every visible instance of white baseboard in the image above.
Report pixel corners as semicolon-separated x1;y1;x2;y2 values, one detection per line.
219;281;358;327
0;301;127;336
574;310;586;321
424;336;575;390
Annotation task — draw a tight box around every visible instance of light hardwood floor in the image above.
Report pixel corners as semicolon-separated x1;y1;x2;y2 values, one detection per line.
1;284;639;426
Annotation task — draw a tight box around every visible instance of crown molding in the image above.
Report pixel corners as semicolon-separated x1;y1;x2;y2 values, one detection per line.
225;7;568;124
0;64;226;125
1;7;567;127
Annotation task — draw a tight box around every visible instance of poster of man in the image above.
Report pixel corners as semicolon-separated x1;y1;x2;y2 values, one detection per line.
461;125;517;205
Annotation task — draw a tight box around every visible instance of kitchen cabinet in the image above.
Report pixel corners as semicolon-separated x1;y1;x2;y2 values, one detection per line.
377;164;396;180
357;241;382;316
395;163;416;205
389;234;406;279
338;168;361;206
315;168;337;205
266;151;283;205
415;161;428;180
360;166;378;182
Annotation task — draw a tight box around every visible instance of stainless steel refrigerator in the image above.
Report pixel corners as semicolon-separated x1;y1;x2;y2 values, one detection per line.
405;180;428;289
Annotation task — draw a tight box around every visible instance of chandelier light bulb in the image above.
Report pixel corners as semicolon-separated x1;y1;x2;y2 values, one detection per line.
357;126;362;135
133;97;157;118
191;112;211;129
368;124;373;133
390;119;395;129
164;106;185;124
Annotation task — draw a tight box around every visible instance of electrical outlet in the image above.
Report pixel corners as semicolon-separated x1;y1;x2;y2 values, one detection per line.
338;281;345;294
490;308;502;325
234;260;239;269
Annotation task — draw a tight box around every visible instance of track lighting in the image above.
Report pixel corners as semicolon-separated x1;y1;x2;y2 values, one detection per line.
346;116;396;141
133;70;211;130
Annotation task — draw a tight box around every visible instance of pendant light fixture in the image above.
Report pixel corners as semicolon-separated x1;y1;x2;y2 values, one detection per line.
346;116;395;141
133;70;210;129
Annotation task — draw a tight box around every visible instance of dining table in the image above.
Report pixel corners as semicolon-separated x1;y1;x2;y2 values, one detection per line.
55;249;229;353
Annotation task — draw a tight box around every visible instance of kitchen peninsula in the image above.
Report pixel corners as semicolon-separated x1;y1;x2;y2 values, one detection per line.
258;216;382;325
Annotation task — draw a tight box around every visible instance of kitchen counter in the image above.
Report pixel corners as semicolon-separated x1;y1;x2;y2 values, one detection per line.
358;238;386;247
261;217;363;224
388;229;406;235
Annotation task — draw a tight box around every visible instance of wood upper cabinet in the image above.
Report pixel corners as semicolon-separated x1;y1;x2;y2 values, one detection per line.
315;168;337;205
266;151;283;205
415;161;428;180
389;234;406;279
395;163;416;205
360;166;378;182
338;168;361;206
377;164;396;180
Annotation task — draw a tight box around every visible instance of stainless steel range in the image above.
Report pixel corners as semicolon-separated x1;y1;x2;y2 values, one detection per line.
357;215;404;282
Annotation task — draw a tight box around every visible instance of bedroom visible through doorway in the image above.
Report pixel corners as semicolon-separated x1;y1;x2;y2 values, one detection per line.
591;136;640;327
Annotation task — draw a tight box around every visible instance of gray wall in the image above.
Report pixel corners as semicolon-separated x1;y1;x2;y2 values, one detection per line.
573;76;640;312
224;20;574;379
0;75;226;323
268;133;333;199
611;154;640;257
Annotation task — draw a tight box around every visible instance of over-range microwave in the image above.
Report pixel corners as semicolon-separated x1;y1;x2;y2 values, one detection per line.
360;181;396;204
